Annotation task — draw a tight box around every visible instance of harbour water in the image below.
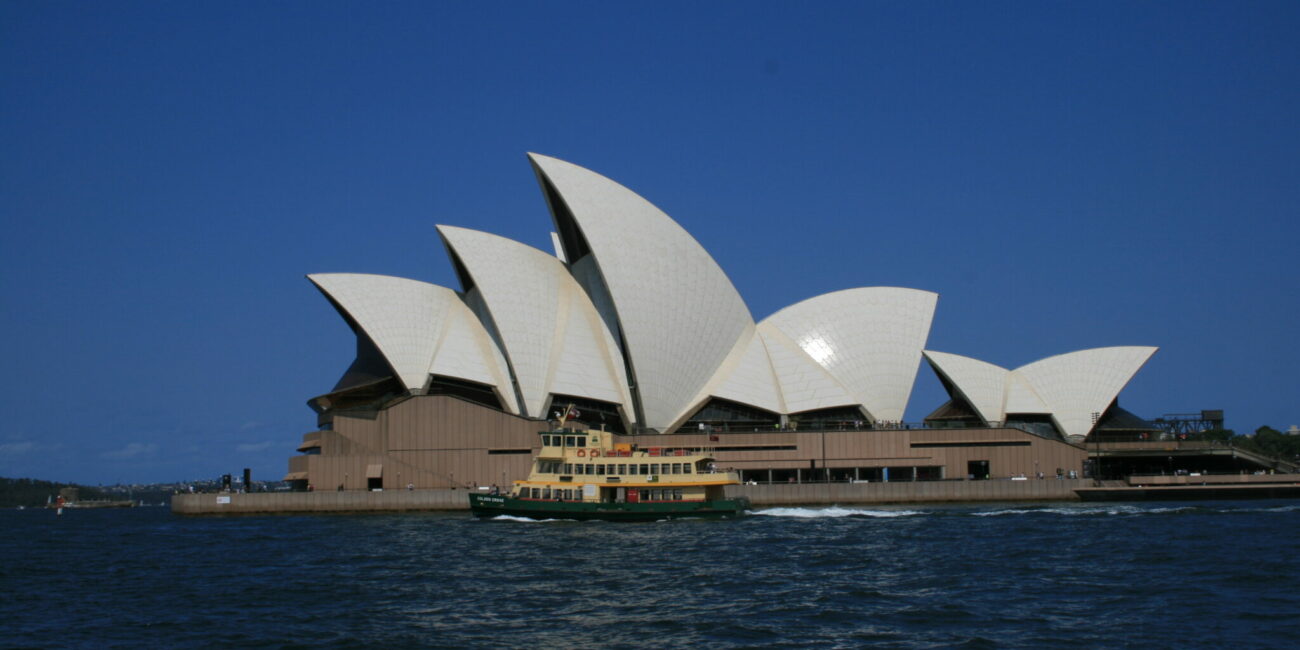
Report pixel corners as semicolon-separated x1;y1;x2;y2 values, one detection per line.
4;501;1298;648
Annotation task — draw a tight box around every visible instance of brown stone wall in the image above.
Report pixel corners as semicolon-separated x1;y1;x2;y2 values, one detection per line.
291;395;544;491
632;427;1086;479
286;397;1087;491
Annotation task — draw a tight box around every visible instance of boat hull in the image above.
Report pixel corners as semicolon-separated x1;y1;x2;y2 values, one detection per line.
469;493;748;521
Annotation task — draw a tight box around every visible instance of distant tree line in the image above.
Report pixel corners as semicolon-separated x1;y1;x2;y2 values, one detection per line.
1198;426;1300;462
0;477;110;508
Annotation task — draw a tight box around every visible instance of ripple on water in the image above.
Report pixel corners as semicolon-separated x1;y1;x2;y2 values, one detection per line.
2;502;1299;647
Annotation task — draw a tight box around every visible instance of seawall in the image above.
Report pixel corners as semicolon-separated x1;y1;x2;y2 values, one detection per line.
172;479;1092;515
736;478;1089;506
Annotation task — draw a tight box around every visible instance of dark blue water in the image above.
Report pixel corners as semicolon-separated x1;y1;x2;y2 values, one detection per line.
3;502;1298;648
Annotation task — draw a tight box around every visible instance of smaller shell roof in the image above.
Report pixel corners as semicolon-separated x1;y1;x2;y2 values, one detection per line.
924;346;1158;438
757;324;859;414
922;350;1010;424
761;287;938;422
697;326;786;417
1014;346;1157;438
436;225;634;421
308;273;519;414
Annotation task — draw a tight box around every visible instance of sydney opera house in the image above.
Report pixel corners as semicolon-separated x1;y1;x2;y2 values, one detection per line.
285;154;1156;491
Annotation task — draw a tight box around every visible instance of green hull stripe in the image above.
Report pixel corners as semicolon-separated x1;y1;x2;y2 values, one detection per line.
468;494;748;521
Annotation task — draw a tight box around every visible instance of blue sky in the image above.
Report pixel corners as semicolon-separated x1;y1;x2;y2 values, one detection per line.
2;1;1297;485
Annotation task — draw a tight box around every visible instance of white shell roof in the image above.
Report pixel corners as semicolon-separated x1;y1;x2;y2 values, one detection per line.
676;325;787;426
922;350;1010;424
760;288;938;422
1003;373;1049;416
757;324;859;414
306;155;1158;439
924;346;1157;438
529;153;754;431
308;273;519;414
436;226;634;421
1014;346;1157;438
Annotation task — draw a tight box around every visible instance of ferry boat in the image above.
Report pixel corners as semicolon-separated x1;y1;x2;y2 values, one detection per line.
468;428;749;521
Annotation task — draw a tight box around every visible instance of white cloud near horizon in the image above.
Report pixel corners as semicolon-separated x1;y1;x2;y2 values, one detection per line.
236;441;274;453
102;442;159;460
0;441;35;456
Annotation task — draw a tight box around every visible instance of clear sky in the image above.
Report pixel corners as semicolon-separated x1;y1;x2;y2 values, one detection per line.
2;1;1297;485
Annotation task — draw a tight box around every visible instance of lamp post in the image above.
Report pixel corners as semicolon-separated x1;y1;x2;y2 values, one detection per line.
1092;412;1101;486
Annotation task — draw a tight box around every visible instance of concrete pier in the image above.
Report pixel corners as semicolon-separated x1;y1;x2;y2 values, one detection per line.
172;479;1093;515
172;489;470;515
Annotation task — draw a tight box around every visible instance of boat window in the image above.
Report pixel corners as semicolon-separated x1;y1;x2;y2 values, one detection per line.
565;436;576;447
674;489;683;500
564;463;572;474
577;436;586;447
651;464;660;475
596;464;605;474
683;464;692;474
671;463;681;474
617;464;627;474
639;464;649;474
